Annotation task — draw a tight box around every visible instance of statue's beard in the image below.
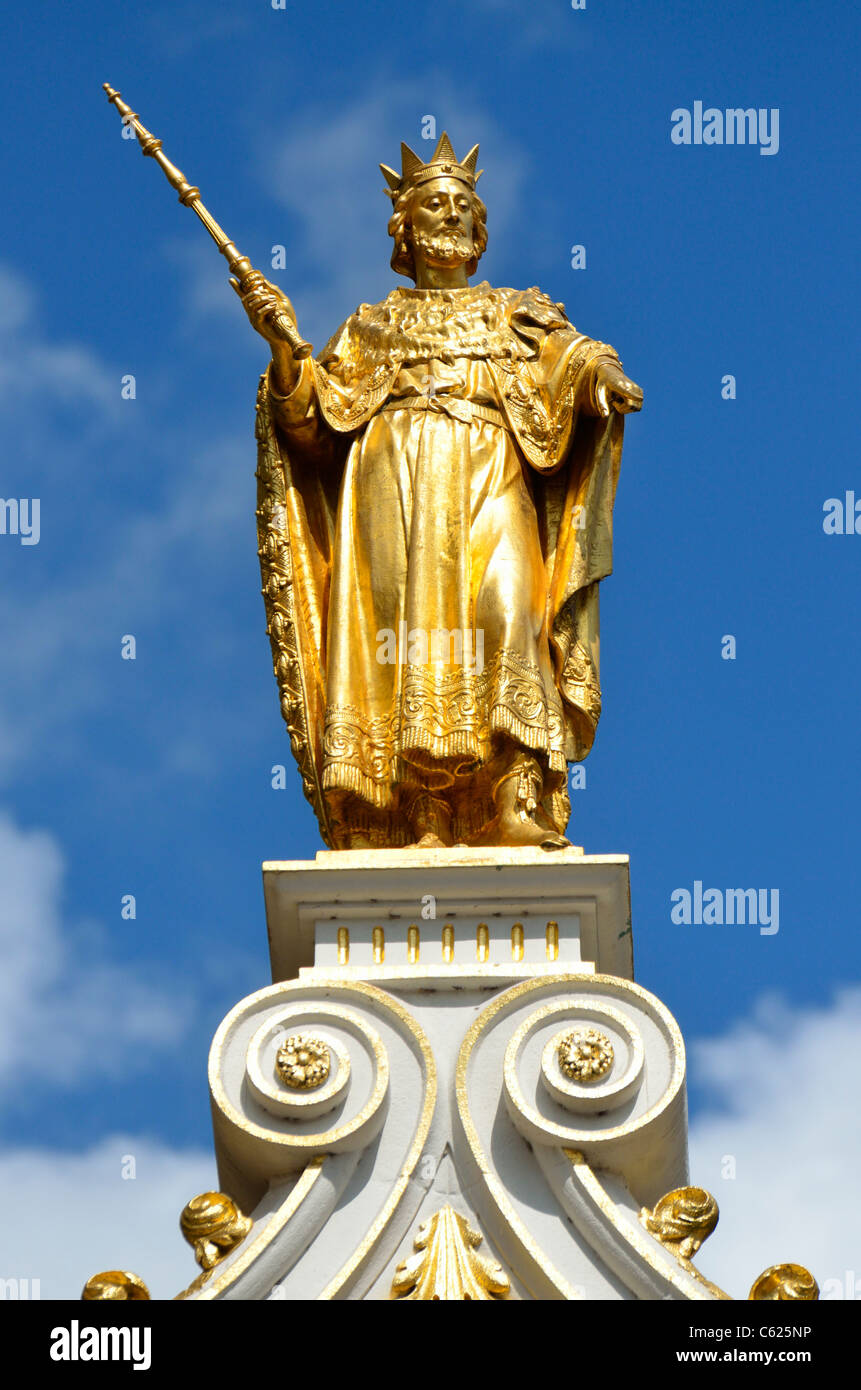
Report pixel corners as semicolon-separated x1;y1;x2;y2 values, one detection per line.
412;228;473;268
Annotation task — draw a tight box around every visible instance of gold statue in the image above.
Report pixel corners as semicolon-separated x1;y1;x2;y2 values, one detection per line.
102;92;642;851
252;133;642;849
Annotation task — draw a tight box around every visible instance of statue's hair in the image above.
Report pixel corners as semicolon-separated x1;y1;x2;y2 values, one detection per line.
387;187;488;280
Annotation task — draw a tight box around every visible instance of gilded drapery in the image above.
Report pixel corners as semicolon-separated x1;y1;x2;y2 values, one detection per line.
255;282;624;847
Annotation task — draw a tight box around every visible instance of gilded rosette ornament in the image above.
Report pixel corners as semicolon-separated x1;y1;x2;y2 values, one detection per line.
558;1026;615;1082
275;1035;331;1090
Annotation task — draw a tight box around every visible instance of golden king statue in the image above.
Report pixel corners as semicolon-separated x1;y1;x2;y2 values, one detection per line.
99;93;641;851
246;133;643;852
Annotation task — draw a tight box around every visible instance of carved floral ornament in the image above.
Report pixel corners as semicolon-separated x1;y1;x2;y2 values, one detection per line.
275;1034;331;1090
557;1026;614;1082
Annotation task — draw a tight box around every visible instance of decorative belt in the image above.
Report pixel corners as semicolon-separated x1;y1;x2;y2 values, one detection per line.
379;395;509;432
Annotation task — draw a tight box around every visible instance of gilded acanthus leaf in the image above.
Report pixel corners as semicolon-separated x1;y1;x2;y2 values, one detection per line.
391;1206;510;1301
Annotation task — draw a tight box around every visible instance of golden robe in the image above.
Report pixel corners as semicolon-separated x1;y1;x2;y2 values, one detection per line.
255;282;625;847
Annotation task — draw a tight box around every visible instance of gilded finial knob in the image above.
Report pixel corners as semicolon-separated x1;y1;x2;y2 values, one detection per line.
179;1191;252;1271
640;1186;720;1261
749;1263;819;1301
82;1270;150;1300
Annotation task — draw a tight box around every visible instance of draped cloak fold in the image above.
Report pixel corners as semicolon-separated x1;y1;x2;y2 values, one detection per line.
254;281;624;847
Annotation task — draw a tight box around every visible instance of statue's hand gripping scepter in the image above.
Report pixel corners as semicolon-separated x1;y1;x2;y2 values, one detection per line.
102;84;312;361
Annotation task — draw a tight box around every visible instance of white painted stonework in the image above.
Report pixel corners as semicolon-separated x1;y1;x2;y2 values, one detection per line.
193;847;719;1300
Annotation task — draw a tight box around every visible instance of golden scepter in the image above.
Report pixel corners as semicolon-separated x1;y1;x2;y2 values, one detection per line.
102;83;312;359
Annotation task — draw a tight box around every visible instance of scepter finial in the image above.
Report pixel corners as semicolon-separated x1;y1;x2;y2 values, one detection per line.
103;83;131;119
101;81;313;359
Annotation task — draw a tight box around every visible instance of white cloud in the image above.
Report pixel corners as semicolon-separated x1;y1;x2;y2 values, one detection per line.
256;78;528;341
0;812;187;1089
162;236;242;327
0;266;116;415
0;1135;215;1300
0;260;258;786
145;5;253;58
688;988;861;1300
468;0;567;46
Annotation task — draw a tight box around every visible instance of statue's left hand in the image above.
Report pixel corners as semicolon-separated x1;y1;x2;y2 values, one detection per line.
594;360;643;417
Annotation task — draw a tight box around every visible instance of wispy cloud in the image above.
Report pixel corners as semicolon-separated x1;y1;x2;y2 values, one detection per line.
0;261;260;789
689;988;861;1299
0;812;188;1090
251;76;528;341
468;0;574;48
0;1134;215;1298
162;236;243;328
144;5;254;59
0;266;117;417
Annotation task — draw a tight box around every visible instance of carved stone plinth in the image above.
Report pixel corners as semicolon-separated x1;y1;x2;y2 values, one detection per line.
263;846;633;984
180;848;733;1301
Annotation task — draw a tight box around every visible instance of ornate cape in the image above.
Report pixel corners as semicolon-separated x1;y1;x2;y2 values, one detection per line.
255;283;624;846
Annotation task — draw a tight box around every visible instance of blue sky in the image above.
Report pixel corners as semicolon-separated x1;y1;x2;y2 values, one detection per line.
0;0;858;1297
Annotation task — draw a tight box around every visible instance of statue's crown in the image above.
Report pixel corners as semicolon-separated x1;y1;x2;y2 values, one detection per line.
380;131;482;202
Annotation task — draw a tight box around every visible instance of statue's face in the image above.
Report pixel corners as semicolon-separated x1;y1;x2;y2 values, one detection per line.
409;176;475;269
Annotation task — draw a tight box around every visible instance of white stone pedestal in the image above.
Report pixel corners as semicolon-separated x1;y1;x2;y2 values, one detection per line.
194;847;721;1301
263;845;633;984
